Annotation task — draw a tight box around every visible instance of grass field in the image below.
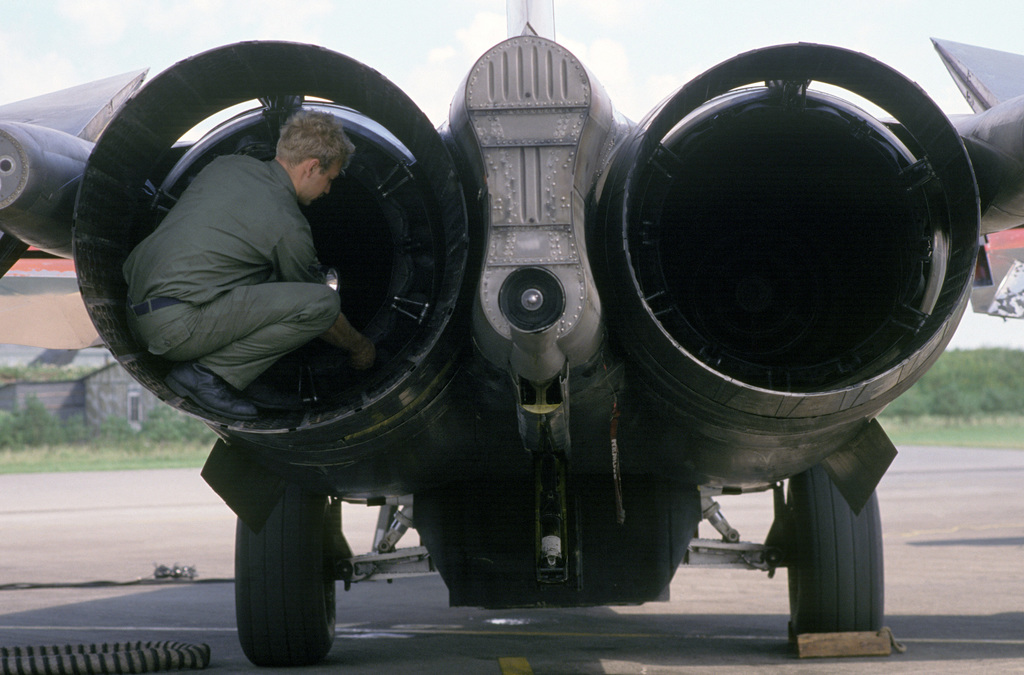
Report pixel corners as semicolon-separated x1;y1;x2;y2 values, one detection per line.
880;415;1024;449
0;416;1021;475
0;443;210;474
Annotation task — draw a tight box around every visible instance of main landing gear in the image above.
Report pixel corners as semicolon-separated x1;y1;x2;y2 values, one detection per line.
233;489;433;667
689;464;884;635
231;464;884;667
234;486;340;667
784;464;884;635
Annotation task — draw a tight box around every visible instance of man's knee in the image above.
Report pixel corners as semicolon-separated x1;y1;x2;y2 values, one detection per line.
301;286;341;330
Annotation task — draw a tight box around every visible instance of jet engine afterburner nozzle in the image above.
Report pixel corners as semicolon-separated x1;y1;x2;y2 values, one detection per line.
74;41;474;476
593;43;979;425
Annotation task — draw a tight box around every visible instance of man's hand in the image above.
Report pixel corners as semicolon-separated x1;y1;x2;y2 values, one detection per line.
320;312;375;369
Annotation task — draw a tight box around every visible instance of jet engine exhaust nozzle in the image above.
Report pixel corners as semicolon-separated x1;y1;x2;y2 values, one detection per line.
74;41;473;468
593;43;980;422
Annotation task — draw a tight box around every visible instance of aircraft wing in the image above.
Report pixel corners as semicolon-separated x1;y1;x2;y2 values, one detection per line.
931;39;1024;317
0;69;147;346
0;69;148;257
0;69;147;142
933;38;1024;112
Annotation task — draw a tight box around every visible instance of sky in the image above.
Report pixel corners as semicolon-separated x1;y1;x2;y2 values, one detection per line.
2;0;1022;349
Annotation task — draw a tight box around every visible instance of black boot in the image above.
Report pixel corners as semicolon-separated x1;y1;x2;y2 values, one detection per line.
165;362;258;420
242;378;305;411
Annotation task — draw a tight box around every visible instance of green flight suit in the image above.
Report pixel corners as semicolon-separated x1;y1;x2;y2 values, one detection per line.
123;155;340;390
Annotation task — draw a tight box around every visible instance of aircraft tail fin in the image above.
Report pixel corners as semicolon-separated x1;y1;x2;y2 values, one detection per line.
932;39;1024;113
507;0;555;40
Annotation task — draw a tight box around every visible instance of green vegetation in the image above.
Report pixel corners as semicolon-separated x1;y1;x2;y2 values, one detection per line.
0;363;100;385
0;400;216;473
880;415;1024;448
2;348;1024;473
881;348;1024;419
877;347;1024;448
0;443;211;473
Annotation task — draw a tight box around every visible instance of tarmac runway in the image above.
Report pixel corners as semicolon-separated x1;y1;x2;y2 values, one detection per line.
1;445;1022;673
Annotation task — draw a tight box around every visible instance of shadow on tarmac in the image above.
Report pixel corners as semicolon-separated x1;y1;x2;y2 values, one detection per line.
1;576;1022;673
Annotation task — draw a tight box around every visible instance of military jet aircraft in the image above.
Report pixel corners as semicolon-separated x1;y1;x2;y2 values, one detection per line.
2;0;1024;666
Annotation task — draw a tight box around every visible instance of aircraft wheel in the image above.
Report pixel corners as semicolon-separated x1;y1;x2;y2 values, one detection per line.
786;464;884;635
235;485;337;666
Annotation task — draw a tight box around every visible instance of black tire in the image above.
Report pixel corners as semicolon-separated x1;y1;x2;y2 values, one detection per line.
235;485;337;666
787;464;884;635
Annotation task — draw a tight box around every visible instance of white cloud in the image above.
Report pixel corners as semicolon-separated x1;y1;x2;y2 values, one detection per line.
640;72;686;113
557;36;678;121
582;38;630;89
137;0;335;53
428;46;458;64
557;0;640;27
402;11;506;125
0;28;79;103
455;12;507;60
139;2;217;36
56;0;129;46
246;0;335;40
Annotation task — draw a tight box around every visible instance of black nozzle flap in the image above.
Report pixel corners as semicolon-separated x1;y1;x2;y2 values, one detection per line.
201;438;285;533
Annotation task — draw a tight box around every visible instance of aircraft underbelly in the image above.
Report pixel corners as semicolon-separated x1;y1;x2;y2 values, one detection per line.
415;472;700;608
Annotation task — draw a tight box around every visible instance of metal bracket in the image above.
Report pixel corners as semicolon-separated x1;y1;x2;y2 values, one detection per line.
700;494;740;543
376;505;414;553
391;296;430;323
336;546;436;584
376;161;413;199
684;539;783;573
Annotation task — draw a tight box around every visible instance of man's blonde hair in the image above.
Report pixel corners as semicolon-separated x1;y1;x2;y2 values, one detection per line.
276;110;355;172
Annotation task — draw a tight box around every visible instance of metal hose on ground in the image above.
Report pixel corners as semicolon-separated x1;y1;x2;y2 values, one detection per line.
0;641;210;674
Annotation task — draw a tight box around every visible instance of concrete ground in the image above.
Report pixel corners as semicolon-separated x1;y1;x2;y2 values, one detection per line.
1;445;1022;673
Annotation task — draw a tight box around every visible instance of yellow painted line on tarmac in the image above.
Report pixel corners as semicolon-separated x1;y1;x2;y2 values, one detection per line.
498;656;534;675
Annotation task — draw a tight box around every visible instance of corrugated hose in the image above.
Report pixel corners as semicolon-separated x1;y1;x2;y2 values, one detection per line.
0;642;210;673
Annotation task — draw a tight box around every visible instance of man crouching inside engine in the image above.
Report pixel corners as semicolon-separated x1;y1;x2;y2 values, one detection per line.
123;110;375;420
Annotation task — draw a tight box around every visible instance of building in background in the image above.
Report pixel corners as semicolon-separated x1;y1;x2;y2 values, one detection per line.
0;362;161;430
0;378;84;421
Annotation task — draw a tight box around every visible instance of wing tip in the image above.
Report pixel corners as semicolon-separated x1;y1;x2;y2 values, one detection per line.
931;38;1024;113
